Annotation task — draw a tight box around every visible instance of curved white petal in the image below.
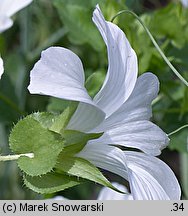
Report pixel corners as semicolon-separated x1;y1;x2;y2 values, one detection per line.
125;151;181;200
28;47;105;132
66;102;105;132
93;73;159;132
78;144;181;200
0;16;13;33
89;120;169;156
0;56;4;79
77;144;129;180
28;47;86;101
92;5;138;117
97;182;133;200
88;73;167;155
0;0;32;17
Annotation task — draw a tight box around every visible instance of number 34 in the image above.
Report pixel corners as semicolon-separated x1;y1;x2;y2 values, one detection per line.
172;203;184;211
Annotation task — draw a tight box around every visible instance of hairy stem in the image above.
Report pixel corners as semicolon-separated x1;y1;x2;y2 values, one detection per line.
0;153;34;162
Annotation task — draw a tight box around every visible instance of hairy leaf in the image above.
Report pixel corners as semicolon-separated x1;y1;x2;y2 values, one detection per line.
56;156;124;193
9;115;64;176
24;173;83;194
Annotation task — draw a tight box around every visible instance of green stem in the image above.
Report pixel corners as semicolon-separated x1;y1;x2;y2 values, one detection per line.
168;124;188;136
111;10;188;87
0;153;34;162
151;94;163;105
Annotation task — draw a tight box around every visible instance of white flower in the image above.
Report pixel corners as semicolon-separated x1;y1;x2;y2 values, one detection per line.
0;0;33;33
0;56;3;79
78;145;180;200
181;0;188;7
52;183;133;200
51;196;68;200
28;5;181;200
97;182;133;200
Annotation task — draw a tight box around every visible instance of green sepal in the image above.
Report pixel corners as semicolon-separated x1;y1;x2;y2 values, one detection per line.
56;156;124;194
9;115;65;176
31;112;57;129
60;130;103;156
31;101;78;134
63;129;103;146
47;98;70;113
49;102;78;134
24;172;83;194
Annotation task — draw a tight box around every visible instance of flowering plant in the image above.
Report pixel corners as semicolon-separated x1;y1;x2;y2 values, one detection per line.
0;0;187;200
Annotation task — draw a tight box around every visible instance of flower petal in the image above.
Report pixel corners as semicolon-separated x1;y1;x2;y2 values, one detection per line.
92;5;138;117
89;120;169;156
93;73;159;131
28;47;105;132
67;102;105;132
125;151;181;200
28;47;87;101
88;73;167;155
0;15;13;33
97;182;133;200
0;56;4;79
78;144;181;200
0;0;33;17
77;143;129;180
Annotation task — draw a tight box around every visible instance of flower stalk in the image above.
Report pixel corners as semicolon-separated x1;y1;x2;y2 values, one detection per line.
0;153;34;162
168;124;188;136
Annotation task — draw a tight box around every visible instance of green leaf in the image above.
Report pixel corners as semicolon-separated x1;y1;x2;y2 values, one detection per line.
63;130;103;146
9;115;65;176
31;112;57;129
85;71;106;98
49;102;78;134
47;98;70;113
60;130;103;156
31;102;77;134
149;3;185;47
24;172;83;194
5;52;27;107
0;74;22;123
53;0;103;51
56;156;123;193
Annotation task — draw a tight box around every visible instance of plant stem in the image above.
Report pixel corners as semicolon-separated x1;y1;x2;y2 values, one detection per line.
168;124;188;136
0;153;34;162
111;10;188;87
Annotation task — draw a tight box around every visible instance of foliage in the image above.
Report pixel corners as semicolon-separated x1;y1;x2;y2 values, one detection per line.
0;0;188;199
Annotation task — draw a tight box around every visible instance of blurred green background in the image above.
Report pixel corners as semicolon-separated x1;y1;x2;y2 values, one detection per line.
0;0;188;199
